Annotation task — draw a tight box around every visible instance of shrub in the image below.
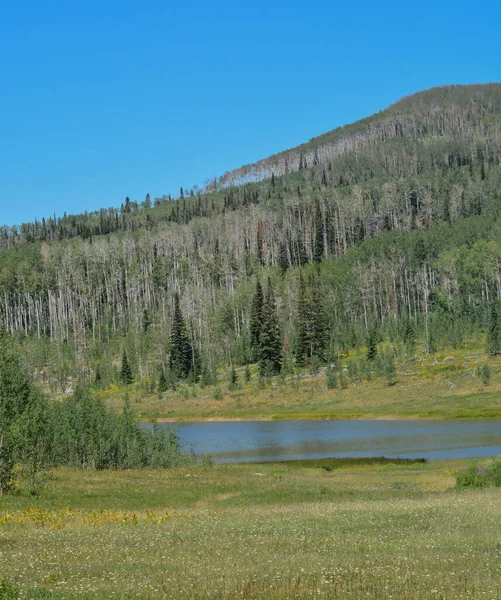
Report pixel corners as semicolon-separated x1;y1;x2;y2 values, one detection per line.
456;457;501;488
476;364;491;385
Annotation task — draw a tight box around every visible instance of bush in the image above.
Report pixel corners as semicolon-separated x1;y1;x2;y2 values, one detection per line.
476;364;491;385
455;458;501;488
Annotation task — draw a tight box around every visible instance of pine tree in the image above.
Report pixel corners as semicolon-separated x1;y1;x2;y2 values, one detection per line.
259;279;282;376
250;281;264;360
169;293;194;379
366;325;378;362
158;369;168;393
120;351;133;385
228;364;239;390
279;240;289;273
94;366;102;388
487;300;501;356
404;317;416;357
294;273;328;366
295;273;309;365
313;202;324;263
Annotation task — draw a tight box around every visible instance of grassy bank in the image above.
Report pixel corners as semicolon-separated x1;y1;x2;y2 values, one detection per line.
1;458;501;598
100;345;501;421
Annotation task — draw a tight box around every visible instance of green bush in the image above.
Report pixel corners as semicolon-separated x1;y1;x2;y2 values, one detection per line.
456;458;501;488
476;364;491;385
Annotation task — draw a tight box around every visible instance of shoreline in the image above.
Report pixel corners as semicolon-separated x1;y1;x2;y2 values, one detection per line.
143;414;494;423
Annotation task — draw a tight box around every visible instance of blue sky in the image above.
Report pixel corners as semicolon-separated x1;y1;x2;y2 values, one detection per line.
1;0;500;226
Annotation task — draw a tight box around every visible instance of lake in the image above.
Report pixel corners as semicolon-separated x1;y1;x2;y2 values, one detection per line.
146;420;501;463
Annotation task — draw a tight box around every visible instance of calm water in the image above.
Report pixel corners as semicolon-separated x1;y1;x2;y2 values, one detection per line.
149;420;501;463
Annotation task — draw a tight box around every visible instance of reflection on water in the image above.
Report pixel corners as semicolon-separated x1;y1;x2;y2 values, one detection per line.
143;420;501;463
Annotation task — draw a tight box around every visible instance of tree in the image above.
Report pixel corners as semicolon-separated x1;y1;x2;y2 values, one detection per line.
0;324;40;495
487;301;501;356
259;279;282;376
404;317;416;357
250;281;264;360
294;273;328;366
228;364;239;390
366;324;378;362
313;202;324;263
169;293;194;379
158;369;168;393
120;350;133;385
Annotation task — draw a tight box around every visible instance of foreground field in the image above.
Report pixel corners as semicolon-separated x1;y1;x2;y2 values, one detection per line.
102;345;501;421
1;459;501;599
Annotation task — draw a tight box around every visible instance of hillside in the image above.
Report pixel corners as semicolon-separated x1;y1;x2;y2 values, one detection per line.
1;83;501;405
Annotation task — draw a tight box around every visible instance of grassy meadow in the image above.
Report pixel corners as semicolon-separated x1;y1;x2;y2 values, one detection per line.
101;344;501;421
1;458;501;599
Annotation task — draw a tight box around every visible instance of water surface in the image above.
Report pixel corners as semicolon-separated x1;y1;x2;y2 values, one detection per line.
150;420;501;463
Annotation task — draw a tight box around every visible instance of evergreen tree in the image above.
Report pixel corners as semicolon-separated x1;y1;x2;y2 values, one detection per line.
259;279;282;376
366;324;378;362
94;366;102;388
158;369;168;393
487;300;501;356
169;293;194;379
404;317;416;357
228;364;239;390
295;273;328;366
295;273;310;365
142;309;151;333
120;350;133;385
279;240;289;273
313;202;324;263
250;281;264;360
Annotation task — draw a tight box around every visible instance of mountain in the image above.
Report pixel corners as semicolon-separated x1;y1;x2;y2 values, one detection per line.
1;83;501;393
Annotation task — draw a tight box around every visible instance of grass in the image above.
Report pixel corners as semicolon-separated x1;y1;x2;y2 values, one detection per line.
102;343;501;421
1;459;501;598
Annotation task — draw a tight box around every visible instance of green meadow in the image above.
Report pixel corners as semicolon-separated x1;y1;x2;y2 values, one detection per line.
1;458;501;599
101;345;501;422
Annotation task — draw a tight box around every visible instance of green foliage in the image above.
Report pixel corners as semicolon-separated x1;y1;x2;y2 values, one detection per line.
294;272;328;366
250;280;264;360
120;350;133;386
169;293;195;380
476;364;491;385
228;365;239;390
326;367;337;389
1;85;501;393
487;300;501;356
456;458;501;488
366;325;378;362
258;279;282;376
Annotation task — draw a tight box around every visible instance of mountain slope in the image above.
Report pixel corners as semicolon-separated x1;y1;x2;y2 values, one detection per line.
0;83;500;396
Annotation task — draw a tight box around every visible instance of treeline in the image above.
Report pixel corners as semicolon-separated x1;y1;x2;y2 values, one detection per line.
0;84;500;391
0;325;197;496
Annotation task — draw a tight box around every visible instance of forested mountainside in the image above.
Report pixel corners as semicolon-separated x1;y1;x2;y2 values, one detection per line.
1;83;501;392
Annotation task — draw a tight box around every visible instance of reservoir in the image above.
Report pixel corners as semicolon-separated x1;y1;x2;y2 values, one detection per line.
151;420;501;463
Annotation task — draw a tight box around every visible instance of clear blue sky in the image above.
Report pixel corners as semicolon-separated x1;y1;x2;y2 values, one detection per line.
1;0;500;226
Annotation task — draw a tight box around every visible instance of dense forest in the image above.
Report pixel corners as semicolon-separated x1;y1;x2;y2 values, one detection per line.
1;83;501;393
